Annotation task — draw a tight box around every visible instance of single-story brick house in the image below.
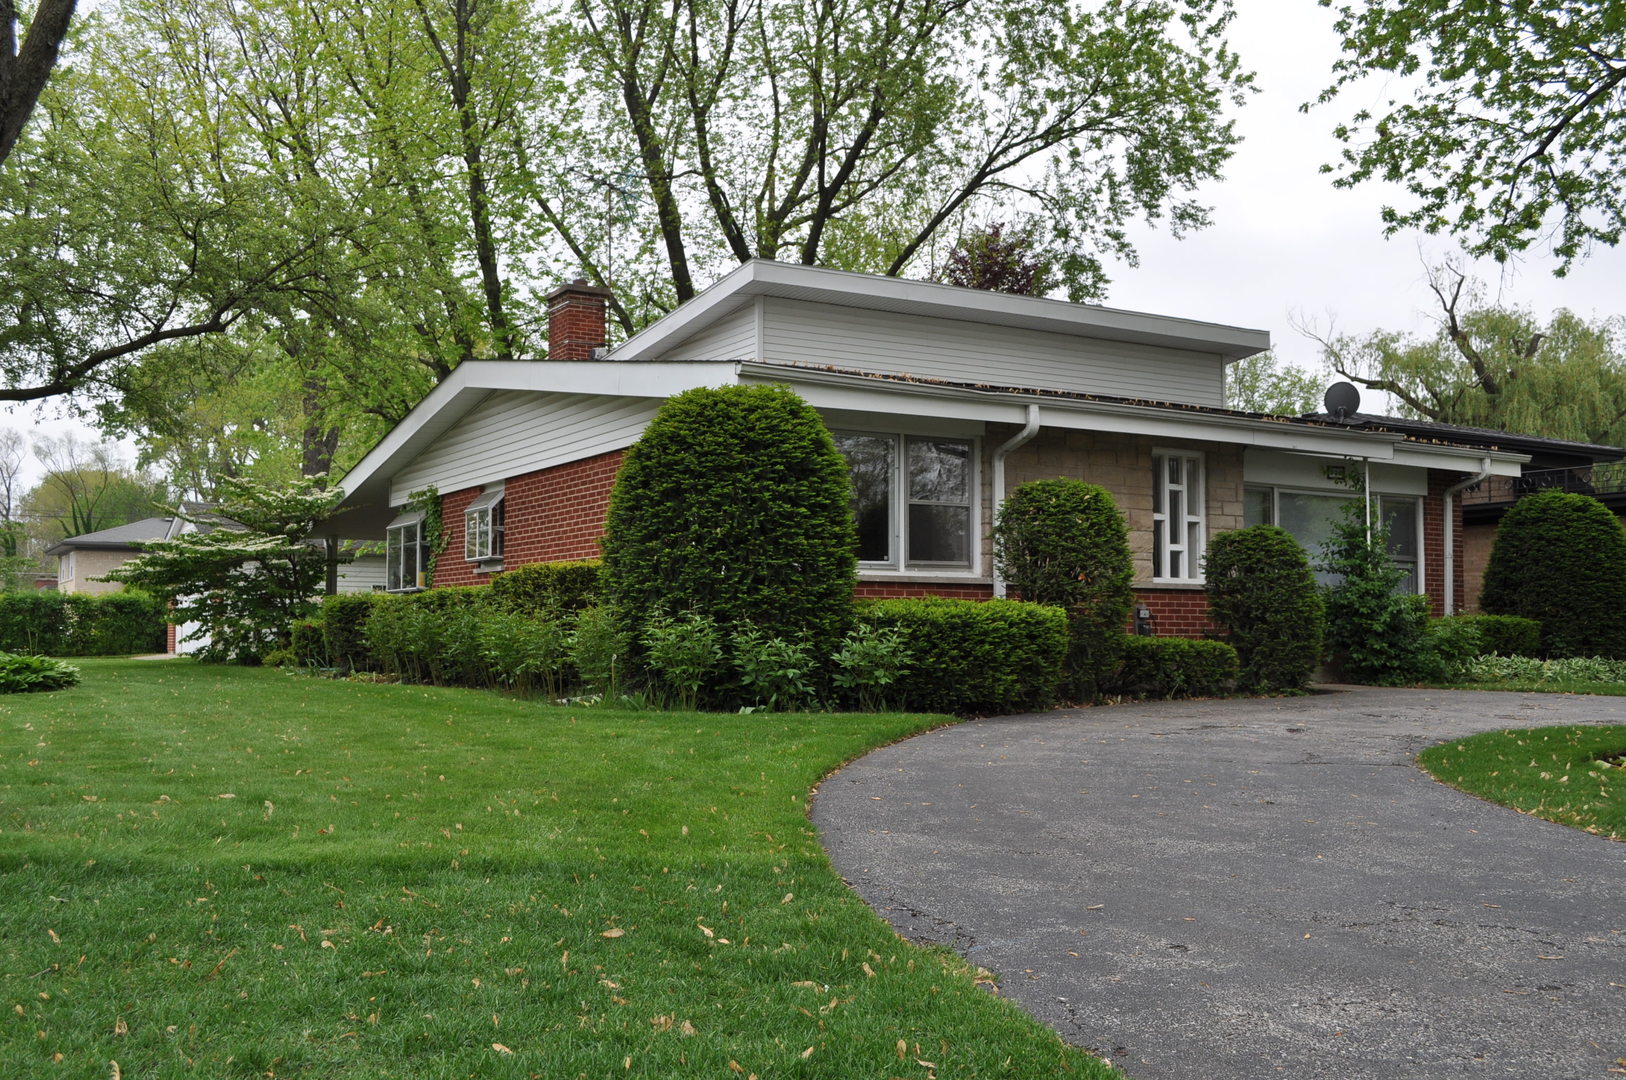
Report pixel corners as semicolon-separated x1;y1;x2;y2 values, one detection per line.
318;260;1542;634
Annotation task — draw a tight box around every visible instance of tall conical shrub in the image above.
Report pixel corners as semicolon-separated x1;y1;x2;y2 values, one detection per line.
1480;489;1626;658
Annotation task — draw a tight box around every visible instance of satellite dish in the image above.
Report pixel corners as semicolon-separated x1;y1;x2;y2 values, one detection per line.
1323;381;1361;419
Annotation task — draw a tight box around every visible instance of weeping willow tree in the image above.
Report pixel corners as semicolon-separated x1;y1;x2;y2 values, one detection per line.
1311;267;1626;445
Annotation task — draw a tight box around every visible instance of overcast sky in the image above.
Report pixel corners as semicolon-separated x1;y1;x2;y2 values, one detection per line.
1104;0;1626;395
10;0;1625;485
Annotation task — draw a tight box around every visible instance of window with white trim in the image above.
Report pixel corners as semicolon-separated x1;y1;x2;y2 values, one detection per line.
833;432;975;571
386;511;428;591
1243;484;1422;592
1152;450;1204;582
464;486;505;562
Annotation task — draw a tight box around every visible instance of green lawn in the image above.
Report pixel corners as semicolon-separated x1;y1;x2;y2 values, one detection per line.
0;660;1113;1079
1418;724;1626;840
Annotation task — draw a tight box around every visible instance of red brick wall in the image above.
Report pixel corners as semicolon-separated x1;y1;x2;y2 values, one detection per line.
428;486;486;588
1133;588;1215;638
854;581;995;600
1424;470;1457;617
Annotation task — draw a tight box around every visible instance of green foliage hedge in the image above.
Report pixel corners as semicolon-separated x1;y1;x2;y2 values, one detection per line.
1111;636;1237;700
602;385;857;660
1204;525;1325;693
0;591;166;656
858;597;1067;715
1320;498;1430;685
317;594;379;671
491;560;601;617
0;652;80;693
993;478;1135;701
1480;489;1626;658
1449;613;1541;657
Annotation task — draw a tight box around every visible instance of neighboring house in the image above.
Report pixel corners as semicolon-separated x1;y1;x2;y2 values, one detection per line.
44;516;184;595
319;261;1535;635
1301;414;1626;612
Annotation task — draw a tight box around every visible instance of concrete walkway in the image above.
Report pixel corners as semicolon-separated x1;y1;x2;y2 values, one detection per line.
811;688;1626;1080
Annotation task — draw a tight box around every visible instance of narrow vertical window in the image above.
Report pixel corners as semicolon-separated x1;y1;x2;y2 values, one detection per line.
834;433;895;563
1152;451;1204;582
906;436;972;567
464;487;505;561
1380;495;1421;594
386;512;425;591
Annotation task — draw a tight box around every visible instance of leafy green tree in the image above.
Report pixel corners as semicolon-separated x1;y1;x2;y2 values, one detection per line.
104;476;342;663
601;385;857;667
25;434;167;540
1310;268;1626;444
992;478;1134;702
1316;0;1626;269
0;426;34;587
550;0;1253;320
1480;489;1626;659
1225;350;1327;415
0;0;76;168
0;5;360;406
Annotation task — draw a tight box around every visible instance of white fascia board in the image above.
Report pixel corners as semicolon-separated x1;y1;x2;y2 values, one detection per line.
333;360;737;515
742;363;1401;458
1388;443;1528;476
610;259;1271;363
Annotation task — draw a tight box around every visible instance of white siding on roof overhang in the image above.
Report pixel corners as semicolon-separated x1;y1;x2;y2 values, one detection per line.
647;303;757;363
389;390;659;504
336;554;387;593
760;297;1225;406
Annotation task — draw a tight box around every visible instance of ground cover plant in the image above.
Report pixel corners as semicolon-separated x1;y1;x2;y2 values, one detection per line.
1427;655;1626;697
0;660;1112;1079
1419;725;1626;840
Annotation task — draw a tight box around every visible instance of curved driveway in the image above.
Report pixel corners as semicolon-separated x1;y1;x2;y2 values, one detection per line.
811;688;1626;1080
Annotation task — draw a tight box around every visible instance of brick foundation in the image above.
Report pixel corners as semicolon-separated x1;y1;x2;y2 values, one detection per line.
854;581;995;600
1132;588;1215;638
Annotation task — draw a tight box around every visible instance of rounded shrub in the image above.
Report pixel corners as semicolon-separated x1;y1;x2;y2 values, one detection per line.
1204;525;1325;693
1480;489;1626;658
601;385;857;657
992;478;1134;702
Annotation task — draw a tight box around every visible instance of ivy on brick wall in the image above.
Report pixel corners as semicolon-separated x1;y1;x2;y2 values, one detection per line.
408;486;448;588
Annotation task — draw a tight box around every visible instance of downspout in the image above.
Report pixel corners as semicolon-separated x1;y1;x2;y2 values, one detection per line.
991;404;1042;597
1363;458;1372;540
1442;457;1493;616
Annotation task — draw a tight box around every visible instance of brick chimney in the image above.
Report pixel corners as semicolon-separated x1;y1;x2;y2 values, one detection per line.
546;278;612;360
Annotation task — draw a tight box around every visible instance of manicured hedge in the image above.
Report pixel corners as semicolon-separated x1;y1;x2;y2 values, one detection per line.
993;478;1135;702
1204;525;1324;693
317;594;379;670
0;591;166;656
1442;613;1541;658
602;385;857;660
858;597;1067;715
1480;489;1626;657
1110;636;1237;699
491;560;601;618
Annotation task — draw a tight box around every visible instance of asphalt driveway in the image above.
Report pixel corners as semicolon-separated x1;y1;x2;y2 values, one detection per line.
811;687;1626;1080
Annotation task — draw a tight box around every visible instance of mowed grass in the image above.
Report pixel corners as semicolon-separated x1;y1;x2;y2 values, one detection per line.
0;660;1114;1079
1418;724;1626;840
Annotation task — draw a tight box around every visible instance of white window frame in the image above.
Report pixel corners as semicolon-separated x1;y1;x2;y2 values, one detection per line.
385;510;427;592
1152;449;1205;584
463;485;505;563
833;429;980;576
